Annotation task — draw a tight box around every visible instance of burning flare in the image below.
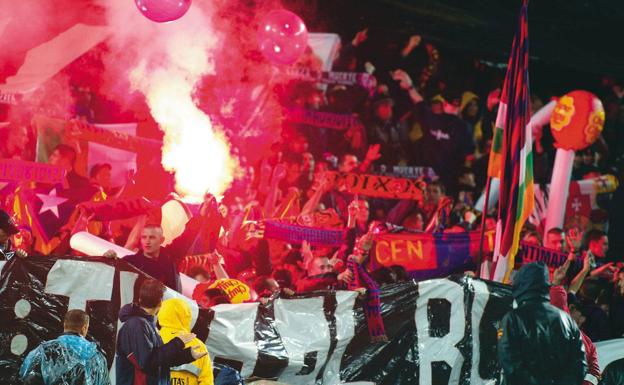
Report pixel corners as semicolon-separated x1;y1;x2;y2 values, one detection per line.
129;28;237;201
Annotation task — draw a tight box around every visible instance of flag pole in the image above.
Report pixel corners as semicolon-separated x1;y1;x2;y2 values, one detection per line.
476;175;493;278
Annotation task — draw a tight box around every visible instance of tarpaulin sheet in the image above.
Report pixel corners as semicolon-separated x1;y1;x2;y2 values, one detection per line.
0;256;514;384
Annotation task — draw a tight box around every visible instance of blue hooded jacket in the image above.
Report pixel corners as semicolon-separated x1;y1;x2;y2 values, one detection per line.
116;303;194;385
19;332;110;385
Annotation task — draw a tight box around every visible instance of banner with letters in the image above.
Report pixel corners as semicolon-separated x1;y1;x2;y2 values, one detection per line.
0;159;65;184
325;171;425;201
285;109;363;131
285;67;376;89
0;256;513;385
375;165;439;181
517;242;568;268
371;230;496;280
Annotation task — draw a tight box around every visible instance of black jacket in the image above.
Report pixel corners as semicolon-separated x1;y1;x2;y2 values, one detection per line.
600;358;624;385
125;216;206;292
115;304;194;385
498;262;588;385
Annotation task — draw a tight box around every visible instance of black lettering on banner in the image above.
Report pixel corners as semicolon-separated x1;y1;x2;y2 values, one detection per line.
360;175;371;190
315;292;338;382
373;176;391;192
251;300;289;378
297;351;318;375
0;257;517;385
402;179;411;193
547;251;554;266
346;173;359;189
428;299;451;337
411;179;424;192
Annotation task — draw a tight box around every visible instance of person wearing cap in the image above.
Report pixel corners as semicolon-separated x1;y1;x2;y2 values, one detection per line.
498;262;587;385
365;92;406;166
406;89;474;194
460;91;484;152
0;209;27;260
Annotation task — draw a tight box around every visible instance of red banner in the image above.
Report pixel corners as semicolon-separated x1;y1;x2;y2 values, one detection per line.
0;159;65;184
372;230;496;274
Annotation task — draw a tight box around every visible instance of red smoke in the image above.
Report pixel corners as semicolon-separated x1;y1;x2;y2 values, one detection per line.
1;0;314;197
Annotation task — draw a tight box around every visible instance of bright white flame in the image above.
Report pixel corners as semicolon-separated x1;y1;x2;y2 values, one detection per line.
128;22;237;202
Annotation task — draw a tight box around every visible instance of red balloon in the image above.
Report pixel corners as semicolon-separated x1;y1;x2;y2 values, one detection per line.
258;10;309;65
550;90;605;151
135;0;192;23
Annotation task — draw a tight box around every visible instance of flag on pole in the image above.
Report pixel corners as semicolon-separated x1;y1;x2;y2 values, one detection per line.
491;0;534;283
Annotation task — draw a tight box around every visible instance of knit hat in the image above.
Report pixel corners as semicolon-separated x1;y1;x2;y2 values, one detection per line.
460;91;479;111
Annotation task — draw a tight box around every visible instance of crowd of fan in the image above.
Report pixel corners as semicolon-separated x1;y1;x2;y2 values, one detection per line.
1;28;624;351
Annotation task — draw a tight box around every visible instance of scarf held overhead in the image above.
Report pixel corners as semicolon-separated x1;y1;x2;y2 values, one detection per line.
285;67;376;89
285;109;363;131
324;171;425;201
263;220;347;247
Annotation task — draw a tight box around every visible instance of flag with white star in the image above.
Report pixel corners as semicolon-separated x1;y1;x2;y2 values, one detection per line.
12;183;101;253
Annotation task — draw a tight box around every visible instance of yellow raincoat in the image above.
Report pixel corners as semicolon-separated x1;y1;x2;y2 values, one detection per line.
158;298;214;385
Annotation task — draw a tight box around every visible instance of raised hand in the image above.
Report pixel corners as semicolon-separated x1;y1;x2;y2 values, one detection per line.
391;69;413;90
352;28;369;47
552;259;571;285
348;200;360;217
365;144;381;162
337;269;354;284
565;228;582;253
407;35;422;48
272;163;287;182
300;240;316;271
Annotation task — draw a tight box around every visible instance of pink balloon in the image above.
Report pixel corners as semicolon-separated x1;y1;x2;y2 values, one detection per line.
135;0;192;23
258;10;309;65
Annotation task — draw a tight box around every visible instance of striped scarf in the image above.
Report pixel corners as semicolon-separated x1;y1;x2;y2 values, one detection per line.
347;258;387;342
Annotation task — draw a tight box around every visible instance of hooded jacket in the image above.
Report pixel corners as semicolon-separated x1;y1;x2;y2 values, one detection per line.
19;332;110;385
498;262;588;385
158;298;213;385
116;303;194;385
